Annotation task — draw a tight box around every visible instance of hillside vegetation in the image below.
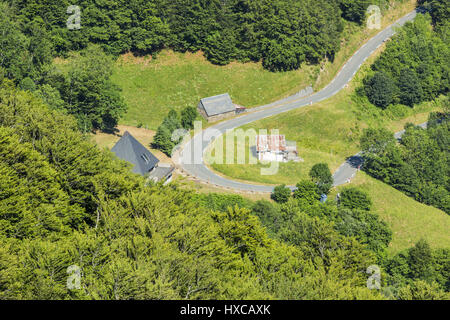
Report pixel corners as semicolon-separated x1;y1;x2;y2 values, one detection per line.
0;81;385;299
112;0;417;129
0;0;449;301
334;173;450;253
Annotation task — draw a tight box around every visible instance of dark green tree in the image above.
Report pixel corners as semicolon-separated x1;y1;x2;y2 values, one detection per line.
339;187;372;211
293;180;319;204
408;239;435;281
180;106;198;130
339;0;370;24
271;184;292;203
398;68;424;107
309;163;333;195
0;3;32;82
364;71;396;109
204;31;237;65
152;124;175;156
59;45;127;132
19;77;36;91
334;208;392;258
360;128;396;156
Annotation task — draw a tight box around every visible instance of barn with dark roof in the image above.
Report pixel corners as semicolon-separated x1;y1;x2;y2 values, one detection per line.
198;93;242;122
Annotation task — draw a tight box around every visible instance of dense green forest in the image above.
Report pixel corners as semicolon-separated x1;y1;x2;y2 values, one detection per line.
0;82;447;299
196;188;450;298
362;9;448;109
5;0;381;70
0;0;449;300
0;2;126;132
0;81;384;299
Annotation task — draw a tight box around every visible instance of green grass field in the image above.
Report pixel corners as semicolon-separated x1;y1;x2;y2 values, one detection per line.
333;173;450;254
207;55;444;185
113;51;317;130
111;1;417;130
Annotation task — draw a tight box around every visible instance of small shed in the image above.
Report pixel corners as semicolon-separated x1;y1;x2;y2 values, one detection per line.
198;93;236;122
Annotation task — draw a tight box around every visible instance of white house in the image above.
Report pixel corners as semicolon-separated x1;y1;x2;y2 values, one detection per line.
256;135;300;162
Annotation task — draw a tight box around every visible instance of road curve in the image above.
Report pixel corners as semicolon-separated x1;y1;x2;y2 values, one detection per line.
176;10;419;193
331;122;428;187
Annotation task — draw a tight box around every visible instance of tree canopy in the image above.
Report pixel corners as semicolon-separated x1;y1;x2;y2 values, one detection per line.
4;0;376;72
363;14;449;109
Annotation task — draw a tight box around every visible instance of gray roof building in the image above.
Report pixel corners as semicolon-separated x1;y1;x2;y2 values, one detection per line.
111;131;159;176
198;93;235;117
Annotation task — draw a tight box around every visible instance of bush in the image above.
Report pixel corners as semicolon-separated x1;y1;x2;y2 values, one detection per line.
364;71;396;108
339;0;370;24
271;184;291;203
252;200;282;235
309;163;333;195
293;180;319;204
180;106;198;130
398;68;424;107
360;127;395;155
339;187;372;211
152;124;175;156
19;77;36;92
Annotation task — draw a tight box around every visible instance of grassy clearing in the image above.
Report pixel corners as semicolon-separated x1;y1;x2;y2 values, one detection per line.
333;173;450;254
111;1;418;130
208;44;443;186
113;51;317;130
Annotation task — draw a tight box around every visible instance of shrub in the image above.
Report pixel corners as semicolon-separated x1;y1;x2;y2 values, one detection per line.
364;71;396;108
293;180;319;204
339;187;372;211
271;184;291;203
309;163;333;195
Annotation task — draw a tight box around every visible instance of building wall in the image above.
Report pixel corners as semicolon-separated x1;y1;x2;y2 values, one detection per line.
197;103;208;119
198;107;236;122
258;151;284;162
206;111;236;122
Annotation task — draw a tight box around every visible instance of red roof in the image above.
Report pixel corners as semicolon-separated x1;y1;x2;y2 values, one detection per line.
256;135;286;152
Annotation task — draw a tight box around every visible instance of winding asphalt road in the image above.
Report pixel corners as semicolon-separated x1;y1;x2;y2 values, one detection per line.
176;10;419;193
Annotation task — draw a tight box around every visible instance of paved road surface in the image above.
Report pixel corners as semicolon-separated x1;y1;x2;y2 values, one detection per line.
177;10;419;193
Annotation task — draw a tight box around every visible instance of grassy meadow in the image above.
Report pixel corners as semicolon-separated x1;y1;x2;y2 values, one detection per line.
113;51;317;130
207;48;444;186
111;0;418;130
332;173;450;254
